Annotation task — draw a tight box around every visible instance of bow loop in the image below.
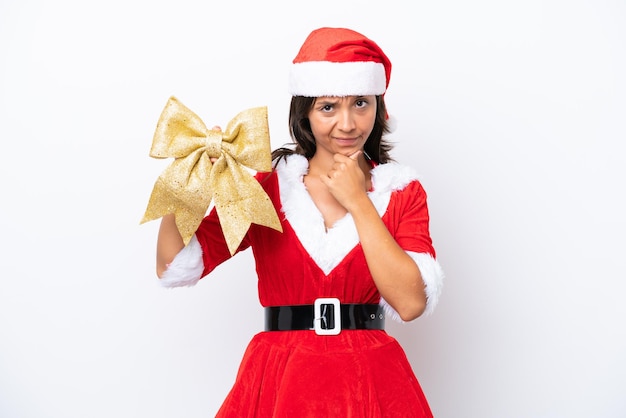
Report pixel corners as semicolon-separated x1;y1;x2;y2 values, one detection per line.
149;98;210;159
141;96;282;255
220;108;273;172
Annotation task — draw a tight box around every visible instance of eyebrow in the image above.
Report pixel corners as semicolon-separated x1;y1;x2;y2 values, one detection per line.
316;96;367;104
315;98;340;105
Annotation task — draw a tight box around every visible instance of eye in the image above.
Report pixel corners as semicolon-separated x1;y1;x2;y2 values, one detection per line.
355;99;368;108
321;104;334;112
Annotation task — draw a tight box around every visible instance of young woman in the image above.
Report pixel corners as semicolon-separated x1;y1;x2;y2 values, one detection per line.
155;27;444;418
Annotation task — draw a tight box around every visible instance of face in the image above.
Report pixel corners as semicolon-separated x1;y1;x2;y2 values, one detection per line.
308;95;377;158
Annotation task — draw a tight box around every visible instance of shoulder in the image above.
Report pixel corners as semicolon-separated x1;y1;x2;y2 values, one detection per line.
273;154;308;187
274;154;308;174
371;161;424;194
255;154;308;194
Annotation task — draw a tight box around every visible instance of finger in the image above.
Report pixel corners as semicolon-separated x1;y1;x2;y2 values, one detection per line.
349;150;362;160
319;173;331;187
211;125;222;132
334;152;350;162
331;162;347;173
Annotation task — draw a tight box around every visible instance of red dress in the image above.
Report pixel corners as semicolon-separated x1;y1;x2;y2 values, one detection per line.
162;155;444;418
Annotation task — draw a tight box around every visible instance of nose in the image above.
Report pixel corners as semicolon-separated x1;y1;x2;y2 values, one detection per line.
338;108;356;131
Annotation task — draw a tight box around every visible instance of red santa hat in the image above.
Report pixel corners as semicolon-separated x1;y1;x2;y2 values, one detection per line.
288;27;395;128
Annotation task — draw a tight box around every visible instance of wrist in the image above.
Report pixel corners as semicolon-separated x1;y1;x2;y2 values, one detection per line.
346;192;375;218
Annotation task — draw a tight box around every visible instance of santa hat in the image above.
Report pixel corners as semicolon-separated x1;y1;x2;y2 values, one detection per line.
288;27;391;96
288;27;395;129
289;28;396;131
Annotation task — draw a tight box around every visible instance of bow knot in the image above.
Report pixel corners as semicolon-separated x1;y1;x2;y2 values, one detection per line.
141;96;282;255
205;131;222;159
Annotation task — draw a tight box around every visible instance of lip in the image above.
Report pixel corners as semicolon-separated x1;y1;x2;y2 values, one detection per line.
333;136;361;146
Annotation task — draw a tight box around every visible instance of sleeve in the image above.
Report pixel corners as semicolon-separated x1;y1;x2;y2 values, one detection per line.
194;206;251;277
158;208;251;288
158;171;275;288
393;181;435;256
386;181;444;317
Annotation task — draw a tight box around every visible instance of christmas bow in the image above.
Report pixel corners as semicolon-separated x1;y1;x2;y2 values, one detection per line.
141;96;282;254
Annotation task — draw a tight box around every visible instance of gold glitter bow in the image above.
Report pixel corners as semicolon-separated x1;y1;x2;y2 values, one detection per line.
141;96;282;255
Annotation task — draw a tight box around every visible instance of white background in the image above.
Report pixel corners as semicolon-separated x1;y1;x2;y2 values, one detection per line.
1;0;625;417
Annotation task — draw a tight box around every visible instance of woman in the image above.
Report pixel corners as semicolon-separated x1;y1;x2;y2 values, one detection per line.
156;27;444;417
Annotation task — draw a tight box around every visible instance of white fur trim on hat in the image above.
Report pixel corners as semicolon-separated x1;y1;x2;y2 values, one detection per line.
288;61;387;97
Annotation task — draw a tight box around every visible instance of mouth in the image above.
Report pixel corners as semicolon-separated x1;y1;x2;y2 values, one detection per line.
334;135;362;146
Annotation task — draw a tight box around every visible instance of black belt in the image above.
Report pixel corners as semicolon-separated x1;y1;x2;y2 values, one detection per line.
265;298;385;335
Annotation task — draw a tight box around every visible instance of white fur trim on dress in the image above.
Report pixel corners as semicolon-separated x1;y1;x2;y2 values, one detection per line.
379;252;444;322
159;235;204;288
277;155;420;276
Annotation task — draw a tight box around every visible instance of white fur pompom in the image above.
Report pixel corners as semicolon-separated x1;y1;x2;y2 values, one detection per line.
386;114;398;133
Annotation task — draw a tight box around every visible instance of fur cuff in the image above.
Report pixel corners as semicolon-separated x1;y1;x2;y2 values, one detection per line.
381;251;444;322
159;235;204;288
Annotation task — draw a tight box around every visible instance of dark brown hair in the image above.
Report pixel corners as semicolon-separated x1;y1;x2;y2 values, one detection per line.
272;96;394;165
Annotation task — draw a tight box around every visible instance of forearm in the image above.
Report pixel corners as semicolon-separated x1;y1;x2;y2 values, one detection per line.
156;214;185;277
349;196;427;321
